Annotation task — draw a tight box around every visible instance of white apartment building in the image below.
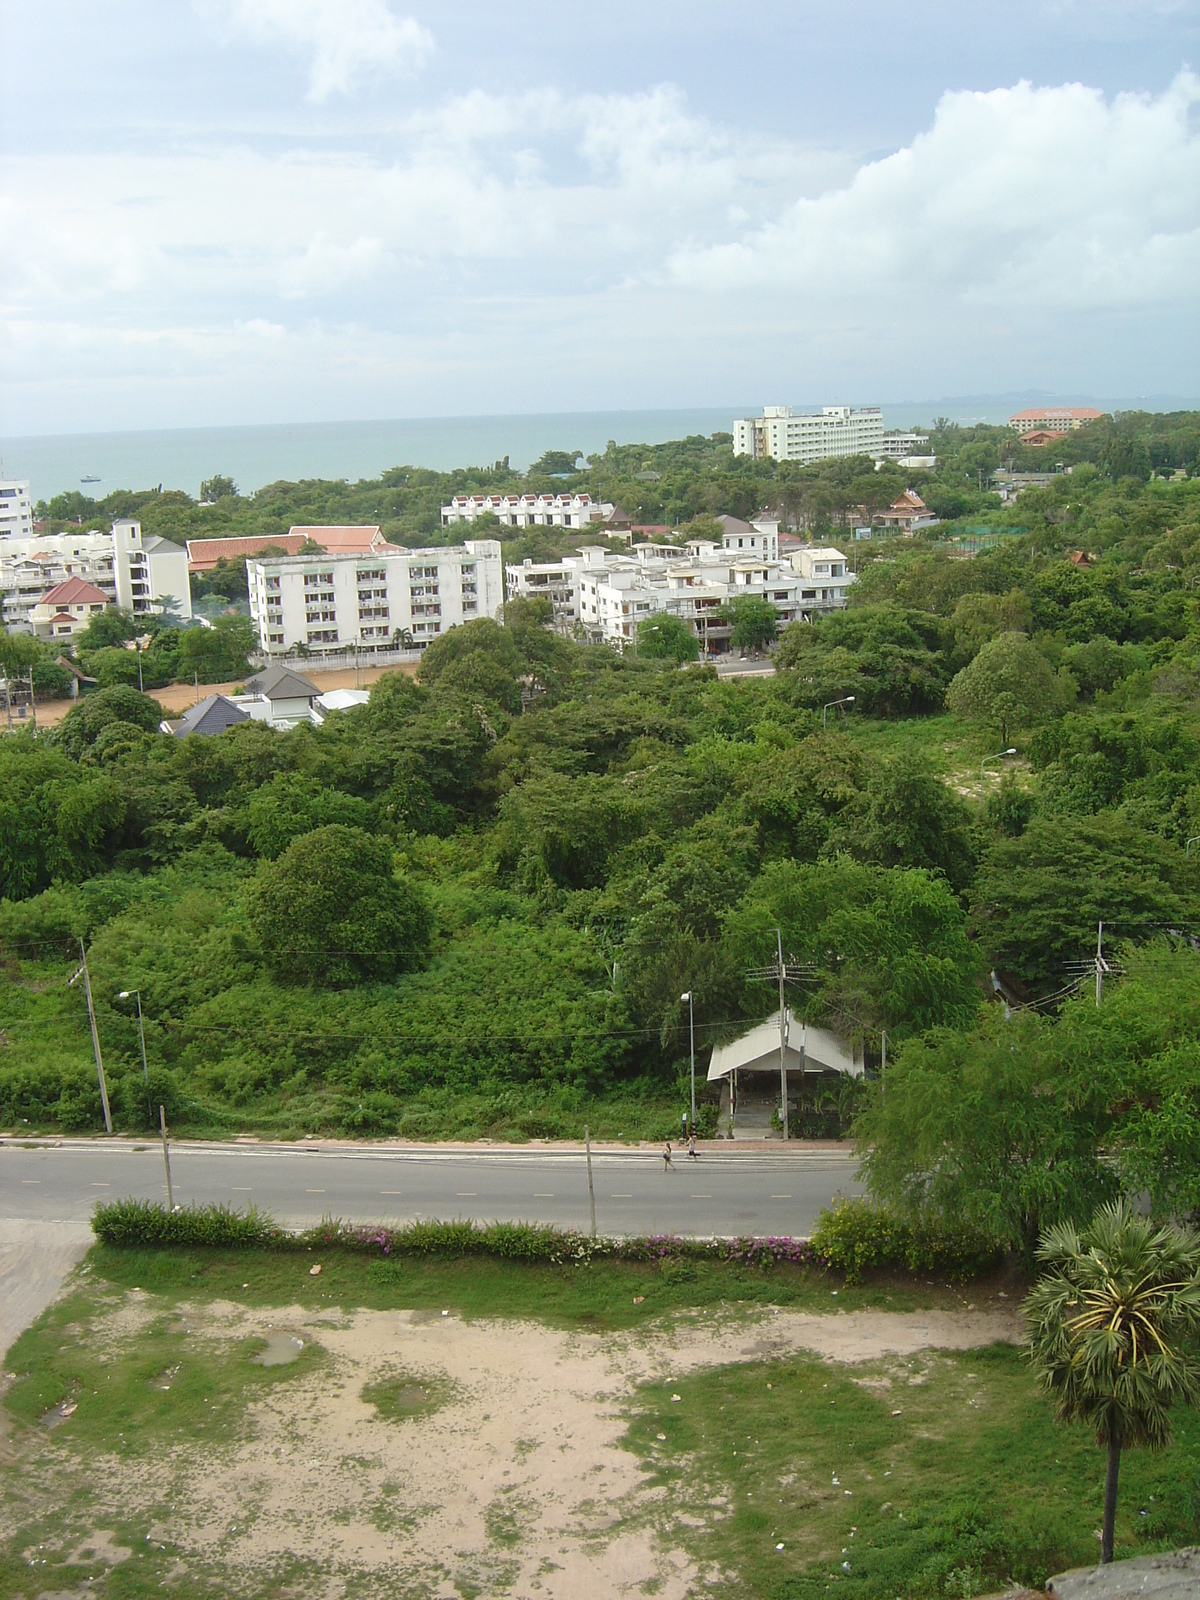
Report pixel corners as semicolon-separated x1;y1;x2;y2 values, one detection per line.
733;406;885;465
248;539;503;655
441;492;614;530
0;479;34;539
507;537;852;652
1;522;191;633
874;431;930;460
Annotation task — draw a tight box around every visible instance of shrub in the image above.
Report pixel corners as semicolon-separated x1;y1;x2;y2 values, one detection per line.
809;1197;1001;1284
92;1198;289;1249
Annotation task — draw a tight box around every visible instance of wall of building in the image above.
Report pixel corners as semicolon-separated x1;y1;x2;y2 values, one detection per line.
248;539;503;655
732;406;884;464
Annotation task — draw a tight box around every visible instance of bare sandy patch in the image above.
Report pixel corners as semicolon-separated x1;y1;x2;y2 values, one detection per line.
0;1220;93;1365
69;1297;1020;1598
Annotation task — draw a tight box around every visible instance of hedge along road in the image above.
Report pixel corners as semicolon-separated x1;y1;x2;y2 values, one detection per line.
0;1138;862;1239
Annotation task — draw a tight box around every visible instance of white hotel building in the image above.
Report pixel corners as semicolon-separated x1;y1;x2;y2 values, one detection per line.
441;492;614;530
248;539;503;656
0;479;35;540
733;406;885;464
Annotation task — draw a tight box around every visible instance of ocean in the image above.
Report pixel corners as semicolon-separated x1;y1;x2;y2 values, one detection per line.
4;395;1188;504
1;410;743;504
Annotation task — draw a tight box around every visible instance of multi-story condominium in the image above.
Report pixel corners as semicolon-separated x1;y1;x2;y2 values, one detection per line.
441;492;614;530
0;479;35;539
1008;407;1105;435
247;539;503;656
0;522;191;633
733;406;885;464
506;529;851;652
874;431;930;459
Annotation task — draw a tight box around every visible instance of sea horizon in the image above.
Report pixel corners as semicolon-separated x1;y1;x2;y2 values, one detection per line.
2;394;1195;504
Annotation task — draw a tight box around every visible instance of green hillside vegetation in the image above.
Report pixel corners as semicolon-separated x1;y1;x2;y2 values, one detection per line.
1;423;1199;1254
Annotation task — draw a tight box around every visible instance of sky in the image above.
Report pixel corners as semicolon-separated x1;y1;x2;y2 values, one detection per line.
1;0;1198;436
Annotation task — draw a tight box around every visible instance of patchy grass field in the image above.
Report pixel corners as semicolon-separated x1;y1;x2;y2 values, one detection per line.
1;1245;1196;1599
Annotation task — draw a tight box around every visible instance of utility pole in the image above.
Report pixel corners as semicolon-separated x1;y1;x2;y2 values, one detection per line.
159;1105;174;1210
120;989;150;1124
584;1125;596;1239
1096;921;1106;1008
777;929;789;1141
881;1028;886;1105
74;939;113;1134
681;990;696;1133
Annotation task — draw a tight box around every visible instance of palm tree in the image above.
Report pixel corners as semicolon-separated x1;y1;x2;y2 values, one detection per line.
1024;1199;1200;1563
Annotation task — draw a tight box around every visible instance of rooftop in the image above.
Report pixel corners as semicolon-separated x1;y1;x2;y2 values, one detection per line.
39;577;110;607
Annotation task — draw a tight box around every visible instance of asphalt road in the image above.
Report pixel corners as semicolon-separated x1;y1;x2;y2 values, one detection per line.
0;1139;861;1238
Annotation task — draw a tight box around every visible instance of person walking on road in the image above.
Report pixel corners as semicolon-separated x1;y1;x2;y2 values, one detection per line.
662;1140;675;1172
687;1130;697;1161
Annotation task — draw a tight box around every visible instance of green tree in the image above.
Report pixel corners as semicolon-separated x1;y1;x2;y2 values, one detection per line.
77;607;138;651
199;474;238;502
248;824;432;986
176;615;255;683
721;595;777;652
1024;1200;1200;1563
54;685;164;760
855;1009;1116;1256
972;814;1196;991
724;856;979;1042
637;613;699;663
858;751;976;893
529;450;582;476
0;632;42;675
945;630;1076;745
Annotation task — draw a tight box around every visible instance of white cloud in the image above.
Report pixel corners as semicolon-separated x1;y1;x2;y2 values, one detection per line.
217;0;434;100
668;71;1200;316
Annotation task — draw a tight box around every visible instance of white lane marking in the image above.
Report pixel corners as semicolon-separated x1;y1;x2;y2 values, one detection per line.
456;1192;477;1197
611;1193;632;1198
771;1194;792;1199
232;1186;251;1192
305;1188;325;1194
533;1192;553;1197
691;1194;711;1199
22;1180;40;1185
380;1190;403;1195
91;1182;109;1188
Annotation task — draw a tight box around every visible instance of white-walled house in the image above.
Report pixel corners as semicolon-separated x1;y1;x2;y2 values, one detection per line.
1;523;191;632
29;578;111;640
247;539;503;656
441;492;614;530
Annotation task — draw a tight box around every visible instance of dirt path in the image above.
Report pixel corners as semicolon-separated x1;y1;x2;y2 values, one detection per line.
85;1297;1022;1599
19;661;416;729
0;1219;93;1363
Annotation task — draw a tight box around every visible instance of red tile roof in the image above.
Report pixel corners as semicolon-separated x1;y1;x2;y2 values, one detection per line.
1009;407;1103;422
39;577;109;606
186;527;384;572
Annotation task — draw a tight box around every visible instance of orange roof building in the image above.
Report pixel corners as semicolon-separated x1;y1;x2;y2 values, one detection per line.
29;577;110;639
186;526;386;573
1008;407;1104;433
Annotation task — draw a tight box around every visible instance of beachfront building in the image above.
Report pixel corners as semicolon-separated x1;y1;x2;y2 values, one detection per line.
1008;407;1105;437
873;431;930;461
440;492;614;530
247;539;503;656
733;405;884;464
0;479;34;540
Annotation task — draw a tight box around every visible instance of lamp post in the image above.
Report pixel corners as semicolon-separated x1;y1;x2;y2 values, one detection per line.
1187;836;1200;859
118;989;151;1124
680;991;696;1133
980;747;1017;810
822;694;855;731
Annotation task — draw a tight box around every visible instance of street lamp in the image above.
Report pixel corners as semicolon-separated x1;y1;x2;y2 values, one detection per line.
1187;836;1200;859
980;748;1017;810
822;695;855;731
680;991;696;1133
118;989;151;1124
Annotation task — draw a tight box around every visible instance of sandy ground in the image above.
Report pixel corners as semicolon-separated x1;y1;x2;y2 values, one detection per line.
47;1293;1022;1599
0;1219;93;1364
13;661;416;730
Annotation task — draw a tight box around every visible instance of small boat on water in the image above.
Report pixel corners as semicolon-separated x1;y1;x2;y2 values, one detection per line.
81;474;101;484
